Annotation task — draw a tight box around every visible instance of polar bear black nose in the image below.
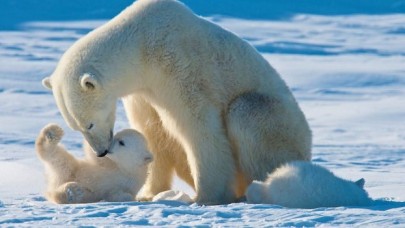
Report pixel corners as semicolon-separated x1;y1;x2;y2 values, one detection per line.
97;150;109;157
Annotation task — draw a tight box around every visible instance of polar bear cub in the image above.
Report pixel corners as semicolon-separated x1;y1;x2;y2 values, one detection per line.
35;124;152;204
246;161;372;208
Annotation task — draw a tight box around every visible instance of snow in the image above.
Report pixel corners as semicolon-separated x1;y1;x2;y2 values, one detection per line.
1;0;405;226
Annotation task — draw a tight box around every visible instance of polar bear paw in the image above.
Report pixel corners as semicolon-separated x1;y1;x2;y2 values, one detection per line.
42;124;64;144
152;190;193;204
64;182;86;203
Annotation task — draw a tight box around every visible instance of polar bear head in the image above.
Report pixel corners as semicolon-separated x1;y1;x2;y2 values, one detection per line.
40;26;145;157
42;42;119;156
107;129;153;173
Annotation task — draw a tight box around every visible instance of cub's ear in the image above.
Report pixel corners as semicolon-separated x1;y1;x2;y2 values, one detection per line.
42;77;52;90
355;178;365;189
80;73;98;91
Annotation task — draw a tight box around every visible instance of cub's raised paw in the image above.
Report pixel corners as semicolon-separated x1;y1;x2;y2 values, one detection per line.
42;123;64;143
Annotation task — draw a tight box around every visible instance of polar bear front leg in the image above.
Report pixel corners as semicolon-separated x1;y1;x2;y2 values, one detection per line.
139;126;195;201
180;109;237;205
138;142;175;201
123;95;177;201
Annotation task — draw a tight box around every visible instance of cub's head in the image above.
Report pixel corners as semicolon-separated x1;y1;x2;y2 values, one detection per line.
107;129;153;172
42;41;117;157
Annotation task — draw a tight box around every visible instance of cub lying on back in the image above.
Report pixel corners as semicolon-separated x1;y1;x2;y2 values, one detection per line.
246;161;372;208
35;124;153;204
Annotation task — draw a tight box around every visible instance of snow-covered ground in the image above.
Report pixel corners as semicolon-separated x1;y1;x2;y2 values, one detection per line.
0;0;404;226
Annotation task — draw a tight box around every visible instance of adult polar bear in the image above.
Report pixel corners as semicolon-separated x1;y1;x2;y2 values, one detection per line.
42;0;311;204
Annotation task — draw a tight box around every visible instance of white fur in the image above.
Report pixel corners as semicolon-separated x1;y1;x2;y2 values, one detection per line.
35;124;152;204
43;0;311;204
152;190;193;204
246;161;372;208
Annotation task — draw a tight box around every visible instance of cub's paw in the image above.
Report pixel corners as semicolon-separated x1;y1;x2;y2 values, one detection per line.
64;182;86;203
42;123;64;143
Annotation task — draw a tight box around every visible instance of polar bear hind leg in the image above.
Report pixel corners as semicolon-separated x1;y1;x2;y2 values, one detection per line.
49;182;94;204
227;92;311;188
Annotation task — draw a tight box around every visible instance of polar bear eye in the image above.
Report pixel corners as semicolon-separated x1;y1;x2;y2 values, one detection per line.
119;140;125;146
87;123;94;130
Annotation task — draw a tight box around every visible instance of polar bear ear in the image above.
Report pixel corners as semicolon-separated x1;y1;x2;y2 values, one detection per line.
42;77;52;90
80;73;98;91
355;178;365;189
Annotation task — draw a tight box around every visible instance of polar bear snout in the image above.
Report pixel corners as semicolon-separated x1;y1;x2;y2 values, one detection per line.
97;150;109;157
83;130;113;157
92;142;111;158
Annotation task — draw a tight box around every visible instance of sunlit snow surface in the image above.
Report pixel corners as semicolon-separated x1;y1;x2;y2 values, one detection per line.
0;6;404;227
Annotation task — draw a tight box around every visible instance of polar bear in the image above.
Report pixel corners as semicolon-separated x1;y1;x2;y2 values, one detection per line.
35;124;152;204
246;161;372;208
41;0;311;204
